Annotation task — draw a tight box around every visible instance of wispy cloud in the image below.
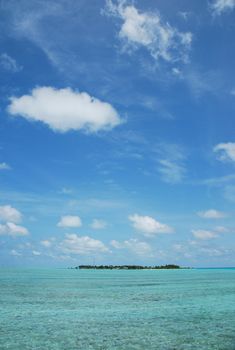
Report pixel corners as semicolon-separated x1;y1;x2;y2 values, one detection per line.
0;162;11;170
3;0;72;69
2;0;107;79
182;67;225;98
10;249;22;256
199;174;235;187
210;0;235;15
224;185;235;202
111;238;153;257
214;142;235;162
158;159;186;184
90;219;107;230
104;0;192;64
40;240;53;248
172;240;234;261
154;143;187;184
197;209;228;219
59;187;73;195
0;53;22;72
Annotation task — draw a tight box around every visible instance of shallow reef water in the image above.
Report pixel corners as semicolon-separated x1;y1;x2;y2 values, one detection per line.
0;268;235;349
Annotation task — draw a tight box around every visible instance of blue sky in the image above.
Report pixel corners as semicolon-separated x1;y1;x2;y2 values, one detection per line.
0;0;235;267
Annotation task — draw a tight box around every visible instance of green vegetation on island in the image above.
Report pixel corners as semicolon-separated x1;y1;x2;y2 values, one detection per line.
75;264;181;270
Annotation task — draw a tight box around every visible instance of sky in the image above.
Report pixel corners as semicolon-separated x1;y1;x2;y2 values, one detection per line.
0;0;235;268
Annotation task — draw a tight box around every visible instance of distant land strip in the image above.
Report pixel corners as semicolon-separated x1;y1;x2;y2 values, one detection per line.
73;264;181;270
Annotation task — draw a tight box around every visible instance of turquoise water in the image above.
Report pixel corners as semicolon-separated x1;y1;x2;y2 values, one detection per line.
0;268;235;350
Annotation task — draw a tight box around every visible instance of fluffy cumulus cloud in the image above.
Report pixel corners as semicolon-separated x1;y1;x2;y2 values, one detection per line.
57;215;82;228
192;229;217;240
90;219;107;230
0;162;11;170
111;238;153;256
129;214;174;237
0;205;22;223
59;233;109;255
197;209;227;219
0;222;28;236
214;142;235;162
105;0;192;63
211;0;235;15
8;87;122;133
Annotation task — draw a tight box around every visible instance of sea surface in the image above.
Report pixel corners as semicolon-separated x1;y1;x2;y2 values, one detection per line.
0;268;235;350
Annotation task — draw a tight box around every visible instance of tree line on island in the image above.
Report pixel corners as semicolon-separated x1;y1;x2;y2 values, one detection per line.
74;264;181;270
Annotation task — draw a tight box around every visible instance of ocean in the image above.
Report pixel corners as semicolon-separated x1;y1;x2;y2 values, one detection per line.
0;268;234;349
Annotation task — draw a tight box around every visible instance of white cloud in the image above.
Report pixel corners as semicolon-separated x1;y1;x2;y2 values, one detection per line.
4;1;86;74
214;226;230;233
158;159;186;184
211;0;235;15
59;255;75;261
172;67;182;76
224;185;235;202
197;209;227;219
6;222;28;236
0;162;11;170
59;187;73;195
105;0;192;63
85;198;125;209
40;240;52;248
10;249;22;256
90;219;107;230
192;229;217;240
199;173;235;186
172;243;184;252
59;233;109;255
178;11;191;21
0;53;22;72
182;68;224;98
32;250;41;256
199;246;229;257
0;222;28;236
0;205;22;223
111;238;153;256
214;142;235;162
155;143;186;184
8;87;122;133
129;214;174;237
18;242;33;249
172;239;234;261
174;239;234;261
57;215;82;228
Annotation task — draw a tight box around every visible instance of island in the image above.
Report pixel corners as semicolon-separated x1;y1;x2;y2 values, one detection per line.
74;264;181;270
